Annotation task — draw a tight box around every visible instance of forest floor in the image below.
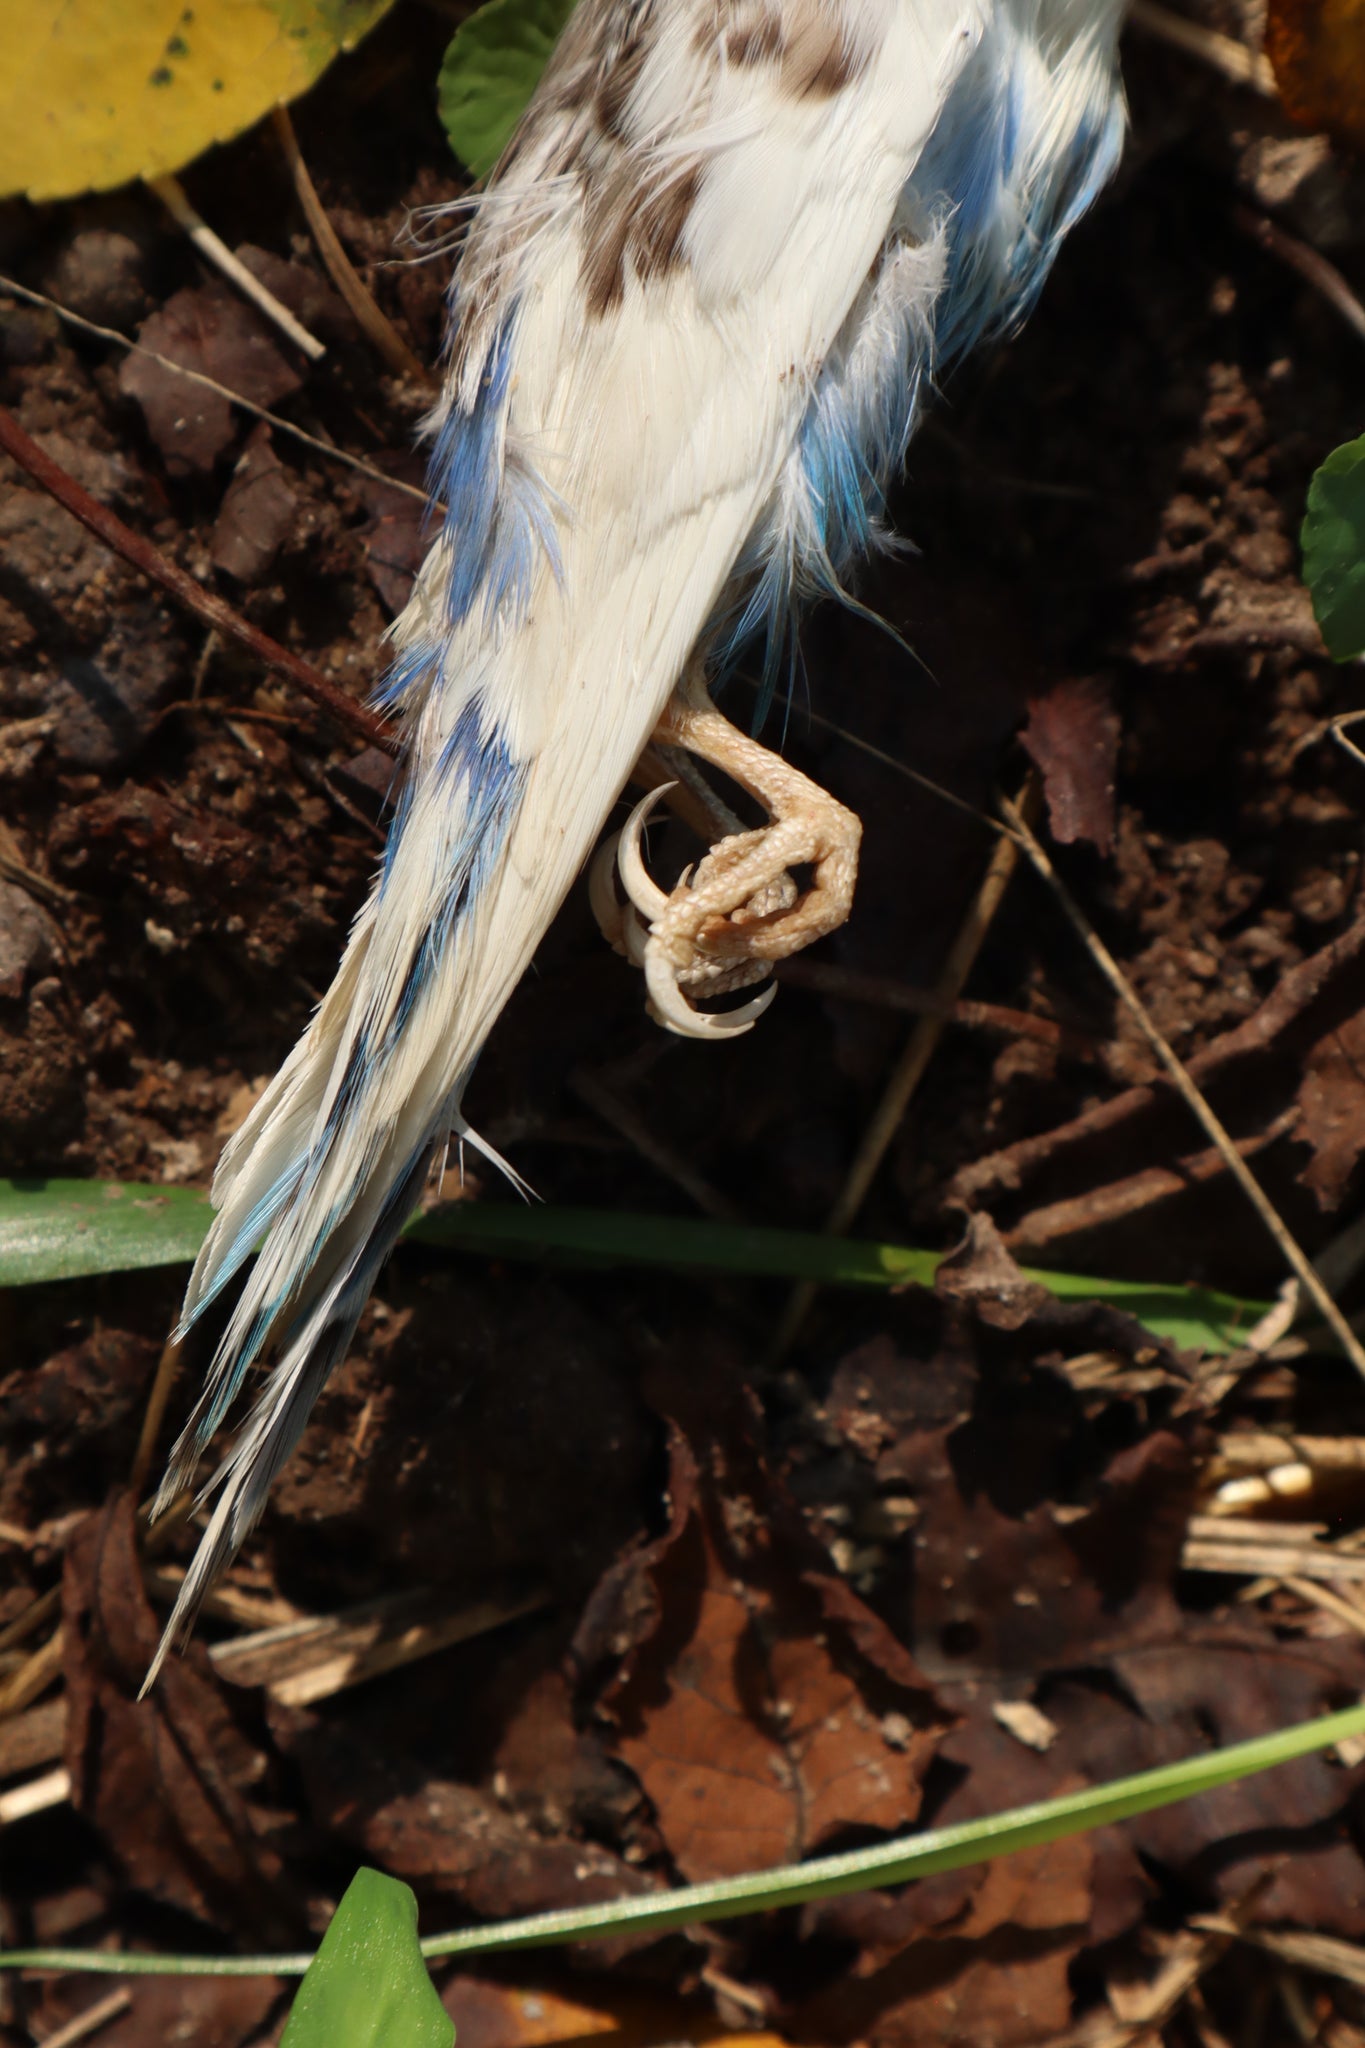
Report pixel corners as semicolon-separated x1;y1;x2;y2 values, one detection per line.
5;6;1365;2044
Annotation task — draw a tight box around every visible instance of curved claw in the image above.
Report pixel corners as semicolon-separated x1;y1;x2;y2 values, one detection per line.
644;944;777;1040
588;832;627;953
620;903;651;969
617;785;674;922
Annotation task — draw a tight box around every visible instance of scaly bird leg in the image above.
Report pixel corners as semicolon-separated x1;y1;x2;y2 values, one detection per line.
591;665;862;1040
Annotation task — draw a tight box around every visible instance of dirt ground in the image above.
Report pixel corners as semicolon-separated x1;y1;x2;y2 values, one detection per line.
5;8;1365;2044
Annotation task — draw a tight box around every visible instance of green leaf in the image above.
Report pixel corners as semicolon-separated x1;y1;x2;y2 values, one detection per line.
280;1869;451;2048
437;0;577;178
0;1178;1269;1352
1303;432;1365;660
0;1178;214;1286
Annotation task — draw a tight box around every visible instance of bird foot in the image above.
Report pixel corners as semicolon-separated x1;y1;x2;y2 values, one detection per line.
590;671;862;1041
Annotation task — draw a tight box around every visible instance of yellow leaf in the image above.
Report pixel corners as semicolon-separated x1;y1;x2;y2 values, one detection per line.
0;0;398;202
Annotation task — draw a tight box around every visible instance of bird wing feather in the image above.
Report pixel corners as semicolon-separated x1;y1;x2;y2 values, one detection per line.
148;0;990;1679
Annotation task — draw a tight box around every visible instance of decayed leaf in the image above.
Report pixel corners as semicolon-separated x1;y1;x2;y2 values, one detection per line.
0;0;398;202
119;279;303;474
62;1489;299;1936
1295;1003;1365;1208
1019;675;1121;856
600;1418;944;1883
212;424;300;581
1267;0;1365;151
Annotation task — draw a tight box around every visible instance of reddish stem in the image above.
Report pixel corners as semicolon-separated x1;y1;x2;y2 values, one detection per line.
0;404;397;756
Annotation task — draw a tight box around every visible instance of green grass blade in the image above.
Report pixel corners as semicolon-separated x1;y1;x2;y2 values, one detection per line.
4;1701;1364;1977
0;1179;1269;1351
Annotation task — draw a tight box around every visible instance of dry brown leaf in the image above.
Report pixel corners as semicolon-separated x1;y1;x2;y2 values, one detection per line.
211;425;299;584
602;1421;943;1883
61;1489;299;1938
119;281;302;474
1267;0;1365;150
1020;675;1121;856
1295;1004;1365;1209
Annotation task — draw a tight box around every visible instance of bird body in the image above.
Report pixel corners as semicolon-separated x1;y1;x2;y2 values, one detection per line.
150;0;1127;1676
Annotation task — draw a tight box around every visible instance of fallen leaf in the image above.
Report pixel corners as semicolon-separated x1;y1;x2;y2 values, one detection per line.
360;454;430;614
280;1711;656;1920
62;1489;299;1937
601;1419;944;1882
0;0;398;201
1020;675;1120;855
120;280;303;474
97;1975;280;2048
1296;1003;1365;1208
1267;0;1365;151
212;424;299;581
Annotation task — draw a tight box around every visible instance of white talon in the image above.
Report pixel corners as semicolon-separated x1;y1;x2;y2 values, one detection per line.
617;785;674;921
645;945;777;1039
589;832;627;951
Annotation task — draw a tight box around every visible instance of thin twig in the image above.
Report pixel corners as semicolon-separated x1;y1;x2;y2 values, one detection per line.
0;817;75;908
570;1065;746;1222
148;173;327;361
0;1586;60;1659
1127;0;1277;92
272;109;434;388
770;778;1035;1358
0;1628;63;1717
1001;796;1365;1384
1004;1108;1300;1254
128;1340;183;1501
0;274;434;509
951;910;1365;1207
33;1988;132;2048
0;1766;71;1830
0;405;394;756
775;956;1096;1056
1235;205;1365;348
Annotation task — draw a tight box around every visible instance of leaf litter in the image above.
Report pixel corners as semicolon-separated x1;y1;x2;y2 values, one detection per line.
6;9;1365;2046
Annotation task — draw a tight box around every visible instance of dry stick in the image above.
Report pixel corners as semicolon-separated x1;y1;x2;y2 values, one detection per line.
1235;205;1365;349
953;909;1365;1206
770;779;1035;1360
128;1340;184;1502
0;1628;63;1718
1004;1108;1300;1255
776;955;1095;1057
0;1586;60;1660
1127;0;1277;92
1000;795;1365;1384
148;172;327;361
0;815;74;909
0;405;394;757
570;1064;746;1223
33;1988;133;2048
0;1767;69;1830
272;109;435;388
0;275;434;509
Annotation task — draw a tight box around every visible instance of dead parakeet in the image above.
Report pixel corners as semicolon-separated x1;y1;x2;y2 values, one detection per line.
148;0;1127;1678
